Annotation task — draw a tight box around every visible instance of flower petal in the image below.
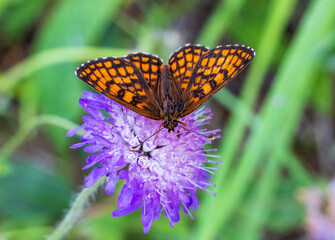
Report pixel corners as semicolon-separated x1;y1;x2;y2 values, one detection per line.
105;174;117;195
66;126;80;137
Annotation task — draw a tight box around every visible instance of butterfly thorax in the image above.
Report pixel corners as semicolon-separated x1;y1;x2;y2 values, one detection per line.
163;117;179;132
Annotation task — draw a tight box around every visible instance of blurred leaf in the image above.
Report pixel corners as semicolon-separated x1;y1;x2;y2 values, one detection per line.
197;0;298;236
311;73;333;115
80;212;142;240
0;114;80;173
114;0;202;54
230;0;268;45
196;0;335;239
267;183;304;232
2;0;47;41
0;0;26;17
0;47;129;93
20;0;126;149
242;161;305;234
2;222;50;240
197;0;248;46
78;206;190;240
0;160;71;219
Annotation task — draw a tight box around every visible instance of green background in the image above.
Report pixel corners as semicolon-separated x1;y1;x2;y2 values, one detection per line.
0;0;334;239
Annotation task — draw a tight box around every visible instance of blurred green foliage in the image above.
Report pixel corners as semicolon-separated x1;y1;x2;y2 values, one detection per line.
0;0;334;239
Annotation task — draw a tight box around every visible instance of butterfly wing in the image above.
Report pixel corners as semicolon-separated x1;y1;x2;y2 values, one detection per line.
168;44;209;93
180;44;255;117
76;57;162;120
125;53;163;93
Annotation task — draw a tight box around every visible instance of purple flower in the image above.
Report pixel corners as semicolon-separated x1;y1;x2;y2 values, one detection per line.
298;179;335;240
67;91;221;233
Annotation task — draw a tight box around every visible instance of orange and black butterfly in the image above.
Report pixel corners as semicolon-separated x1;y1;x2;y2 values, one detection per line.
75;44;255;132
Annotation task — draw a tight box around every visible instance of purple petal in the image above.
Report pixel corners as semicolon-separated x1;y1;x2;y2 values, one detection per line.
84;167;105;188
118;170;128;180
66;127;80;137
142;205;154;234
117;184;135;208
105;174;117;195
70;142;87;149
84;144;104;153
82;152;109;169
91;134;113;147
113;198;141;217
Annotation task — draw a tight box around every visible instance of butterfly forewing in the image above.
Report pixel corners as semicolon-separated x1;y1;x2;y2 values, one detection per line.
180;45;255;117
76;57;161;120
125;53;163;93
168;44;209;93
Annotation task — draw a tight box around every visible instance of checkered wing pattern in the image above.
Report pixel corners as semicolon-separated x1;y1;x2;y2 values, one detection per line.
75;57;161;120
125;53;163;92
168;44;209;93
180;45;255;117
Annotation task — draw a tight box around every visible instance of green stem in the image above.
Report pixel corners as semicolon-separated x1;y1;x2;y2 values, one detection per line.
46;176;107;240
0;115;80;174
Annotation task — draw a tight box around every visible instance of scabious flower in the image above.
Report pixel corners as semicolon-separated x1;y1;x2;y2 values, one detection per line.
67;91;221;233
298;179;335;240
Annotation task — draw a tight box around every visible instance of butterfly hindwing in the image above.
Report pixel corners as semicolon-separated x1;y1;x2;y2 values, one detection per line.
76;57;161;120
168;44;209;93
180;45;255;117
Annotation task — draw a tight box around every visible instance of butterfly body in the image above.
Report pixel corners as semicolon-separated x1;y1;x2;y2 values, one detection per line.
76;44;255;133
158;64;186;132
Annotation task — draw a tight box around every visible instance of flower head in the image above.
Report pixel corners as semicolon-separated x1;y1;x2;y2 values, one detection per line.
67;91;221;233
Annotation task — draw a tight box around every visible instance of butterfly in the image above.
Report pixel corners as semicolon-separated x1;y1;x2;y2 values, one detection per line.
75;44;255;133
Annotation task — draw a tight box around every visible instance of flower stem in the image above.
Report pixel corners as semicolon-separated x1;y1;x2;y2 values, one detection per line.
46;176;107;240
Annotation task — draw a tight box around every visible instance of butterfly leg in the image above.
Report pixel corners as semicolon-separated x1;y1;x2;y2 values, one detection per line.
153;122;164;144
177;121;187;127
131;122;164;151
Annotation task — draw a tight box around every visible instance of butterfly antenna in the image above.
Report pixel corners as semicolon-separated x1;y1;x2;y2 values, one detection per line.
180;126;215;140
177;120;214;140
131;123;164;151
